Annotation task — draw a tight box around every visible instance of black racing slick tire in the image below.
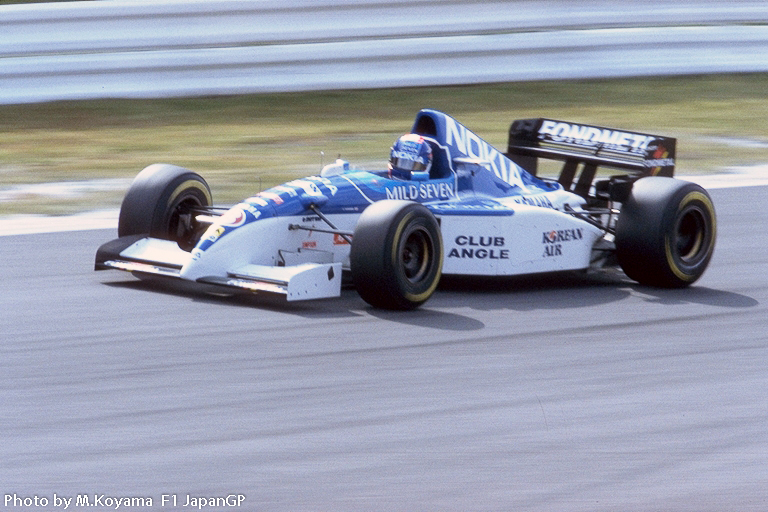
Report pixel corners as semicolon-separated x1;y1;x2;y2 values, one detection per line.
615;177;716;288
118;163;212;250
351;200;443;310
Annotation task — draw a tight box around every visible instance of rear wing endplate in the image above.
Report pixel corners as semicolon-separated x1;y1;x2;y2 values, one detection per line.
506;118;676;198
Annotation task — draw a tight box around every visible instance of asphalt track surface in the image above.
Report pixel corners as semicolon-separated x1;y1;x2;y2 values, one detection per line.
1;185;766;511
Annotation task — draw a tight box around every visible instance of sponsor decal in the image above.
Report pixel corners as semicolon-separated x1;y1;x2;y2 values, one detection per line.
646;158;675;168
240;203;261;216
445;117;525;187
247;196;271;208
647;144;673;175
541;228;583;258
217;207;247;227
302;215;321;223
543;245;563;257
205;226;225;243
306;175;339;195
333;233;350;245
538;120;654;154
273;185;298;197
543;229;584;243
385;182;455;201
513;194;555;209
392;150;427;164
432;202;510;212
195;225;226;254
286;179;325;198
302;240;317;249
455;235;505;247
448;235;509;260
258;191;283;205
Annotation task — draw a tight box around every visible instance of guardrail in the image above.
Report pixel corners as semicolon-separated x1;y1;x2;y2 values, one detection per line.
2;0;768;104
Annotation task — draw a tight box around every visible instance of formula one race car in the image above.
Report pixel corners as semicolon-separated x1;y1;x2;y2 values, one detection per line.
95;109;716;309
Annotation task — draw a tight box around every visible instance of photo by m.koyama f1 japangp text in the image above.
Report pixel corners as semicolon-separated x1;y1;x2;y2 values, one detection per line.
96;109;716;309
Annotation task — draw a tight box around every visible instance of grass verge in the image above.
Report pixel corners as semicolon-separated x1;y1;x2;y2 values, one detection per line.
2;74;768;215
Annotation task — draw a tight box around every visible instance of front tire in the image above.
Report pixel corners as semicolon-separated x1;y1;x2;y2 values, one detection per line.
615;177;716;287
351;200;443;310
118;163;212;250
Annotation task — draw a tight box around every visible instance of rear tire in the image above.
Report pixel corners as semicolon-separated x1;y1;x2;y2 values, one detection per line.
351;200;443;310
615;177;716;287
118;164;212;250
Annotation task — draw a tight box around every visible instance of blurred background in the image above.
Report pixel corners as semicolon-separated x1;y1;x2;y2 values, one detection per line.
2;0;768;216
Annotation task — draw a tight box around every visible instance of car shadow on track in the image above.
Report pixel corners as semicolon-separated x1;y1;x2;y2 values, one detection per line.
362;304;487;331
100;274;367;319
431;270;632;312
98;268;757;331
434;270;758;311
624;284;759;308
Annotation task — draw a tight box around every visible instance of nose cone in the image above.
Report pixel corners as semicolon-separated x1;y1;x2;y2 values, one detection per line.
179;203;260;281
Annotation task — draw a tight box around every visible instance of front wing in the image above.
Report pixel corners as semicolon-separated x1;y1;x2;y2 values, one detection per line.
95;236;342;301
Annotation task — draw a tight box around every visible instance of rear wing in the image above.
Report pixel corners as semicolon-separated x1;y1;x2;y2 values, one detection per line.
506;118;676;199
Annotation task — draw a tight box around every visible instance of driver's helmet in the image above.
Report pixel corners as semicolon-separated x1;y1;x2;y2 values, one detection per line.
388;134;433;180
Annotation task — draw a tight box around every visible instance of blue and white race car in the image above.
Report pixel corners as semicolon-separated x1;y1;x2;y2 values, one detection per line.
96;109;716;309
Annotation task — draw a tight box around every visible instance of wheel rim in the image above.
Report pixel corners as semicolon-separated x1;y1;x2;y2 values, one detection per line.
168;195;205;249
674;204;709;265
400;225;434;284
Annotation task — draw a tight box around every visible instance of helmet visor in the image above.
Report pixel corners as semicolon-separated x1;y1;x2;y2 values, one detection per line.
389;154;429;172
